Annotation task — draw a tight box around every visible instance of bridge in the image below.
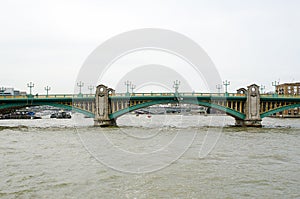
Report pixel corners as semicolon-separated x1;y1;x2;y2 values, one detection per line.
0;84;299;127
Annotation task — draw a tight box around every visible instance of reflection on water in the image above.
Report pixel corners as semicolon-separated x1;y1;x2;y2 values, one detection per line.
0;114;299;198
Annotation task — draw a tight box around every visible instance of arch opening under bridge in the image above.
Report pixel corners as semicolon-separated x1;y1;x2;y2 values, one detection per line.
0;102;95;118
109;99;246;120
260;103;300;118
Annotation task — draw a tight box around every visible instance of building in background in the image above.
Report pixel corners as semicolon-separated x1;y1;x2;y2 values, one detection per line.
276;82;300;117
277;82;300;95
0;87;14;96
0;87;26;96
19;91;27;96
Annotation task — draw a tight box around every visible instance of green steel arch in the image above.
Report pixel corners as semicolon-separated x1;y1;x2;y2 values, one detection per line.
109;99;174;119
184;100;246;120
109;99;246;120
0;102;95;118
260;103;300;118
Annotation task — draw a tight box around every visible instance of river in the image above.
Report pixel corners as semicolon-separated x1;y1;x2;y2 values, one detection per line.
0;114;299;198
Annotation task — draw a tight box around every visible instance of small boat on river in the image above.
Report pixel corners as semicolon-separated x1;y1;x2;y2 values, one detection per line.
50;111;71;119
0;111;41;119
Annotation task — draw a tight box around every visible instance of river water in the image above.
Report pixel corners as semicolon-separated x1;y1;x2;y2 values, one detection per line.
0;114;299;198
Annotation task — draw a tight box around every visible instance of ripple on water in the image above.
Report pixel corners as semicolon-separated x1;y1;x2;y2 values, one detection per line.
0;116;299;198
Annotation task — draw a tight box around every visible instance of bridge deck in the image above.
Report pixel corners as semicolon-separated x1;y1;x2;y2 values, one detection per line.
0;93;299;98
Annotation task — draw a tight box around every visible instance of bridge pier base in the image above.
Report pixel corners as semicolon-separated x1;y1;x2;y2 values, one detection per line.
94;119;117;127
237;84;262;127
235;119;262;127
94;84;117;127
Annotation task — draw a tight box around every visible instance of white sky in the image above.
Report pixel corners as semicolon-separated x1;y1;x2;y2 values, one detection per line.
0;0;299;94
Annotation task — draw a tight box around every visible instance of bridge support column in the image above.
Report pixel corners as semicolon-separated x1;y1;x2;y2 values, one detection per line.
94;118;116;127
235;119;262;127
94;84;116;127
235;84;262;127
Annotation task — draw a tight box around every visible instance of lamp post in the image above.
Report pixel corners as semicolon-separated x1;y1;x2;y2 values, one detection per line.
216;84;222;94
77;81;84;95
44;86;51;96
223;80;230;94
0;87;5;97
130;84;136;93
260;85;265;94
88;85;94;95
173;80;180;94
124;80;131;95
27;82;34;96
272;81;279;96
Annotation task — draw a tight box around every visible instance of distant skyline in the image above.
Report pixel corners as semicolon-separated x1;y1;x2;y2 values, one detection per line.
0;0;299;94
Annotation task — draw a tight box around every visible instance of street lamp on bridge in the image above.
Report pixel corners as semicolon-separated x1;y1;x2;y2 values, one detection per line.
272;81;279;93
130;84;136;93
216;84;222;94
77;81;84;95
260;85;265;94
124;80;131;95
44;86;51;96
27;82;34;96
223;80;230;94
173;80;180;94
88;85;94;95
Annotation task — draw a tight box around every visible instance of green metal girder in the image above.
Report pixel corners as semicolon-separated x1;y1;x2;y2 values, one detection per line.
261;97;300;102
109;99;174;119
260;103;300;118
183;100;246;120
0;97;94;103
45;103;95;118
0;103;27;109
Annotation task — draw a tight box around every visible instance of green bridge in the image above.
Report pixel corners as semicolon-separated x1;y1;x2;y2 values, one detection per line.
0;84;299;127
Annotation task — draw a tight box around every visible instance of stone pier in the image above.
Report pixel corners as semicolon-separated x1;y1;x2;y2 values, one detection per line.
235;84;262;127
94;84;117;127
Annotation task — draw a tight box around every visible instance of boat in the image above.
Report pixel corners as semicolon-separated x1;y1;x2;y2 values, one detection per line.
0;111;41;119
50;111;71;119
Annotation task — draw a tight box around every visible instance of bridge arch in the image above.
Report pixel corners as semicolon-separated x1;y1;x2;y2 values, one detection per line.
109;99;246;120
0;102;95;118
260;103;300;118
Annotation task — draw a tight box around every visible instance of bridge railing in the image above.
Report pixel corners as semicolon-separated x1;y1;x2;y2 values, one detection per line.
111;93;247;97
1;93;299;99
0;94;96;99
110;93;300;98
261;94;300;98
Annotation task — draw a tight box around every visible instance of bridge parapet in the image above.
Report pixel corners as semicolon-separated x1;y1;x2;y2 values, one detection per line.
0;94;95;99
261;94;300;98
111;92;247;97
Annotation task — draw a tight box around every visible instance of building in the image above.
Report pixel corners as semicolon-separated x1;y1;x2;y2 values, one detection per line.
0;87;14;96
0;87;27;96
277;82;300;95
19;91;27;96
276;82;300;117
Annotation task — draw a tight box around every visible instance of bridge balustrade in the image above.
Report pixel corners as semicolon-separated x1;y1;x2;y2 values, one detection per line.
1;93;297;100
0;94;97;99
4;92;292;100
261;94;300;98
111;92;246;97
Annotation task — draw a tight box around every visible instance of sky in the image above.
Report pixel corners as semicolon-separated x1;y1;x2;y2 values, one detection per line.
0;0;299;94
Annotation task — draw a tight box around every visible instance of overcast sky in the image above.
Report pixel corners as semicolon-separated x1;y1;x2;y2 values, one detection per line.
0;0;299;94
